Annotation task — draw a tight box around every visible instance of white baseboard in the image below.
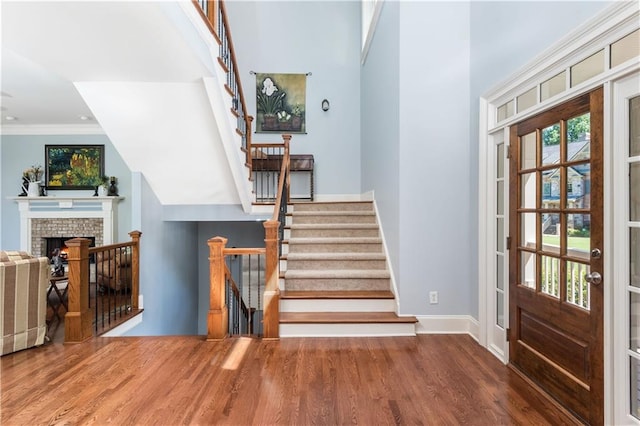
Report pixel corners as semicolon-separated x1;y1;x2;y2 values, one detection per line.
101;312;143;337
415;315;480;342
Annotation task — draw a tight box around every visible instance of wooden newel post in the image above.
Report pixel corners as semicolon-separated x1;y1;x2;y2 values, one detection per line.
64;238;93;343
263;220;280;339
207;236;228;341
129;230;142;310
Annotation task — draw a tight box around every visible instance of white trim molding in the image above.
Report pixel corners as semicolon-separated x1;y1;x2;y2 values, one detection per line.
11;196;123;253
415;315;479;342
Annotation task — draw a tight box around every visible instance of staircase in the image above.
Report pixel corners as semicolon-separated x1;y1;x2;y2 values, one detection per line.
279;201;417;337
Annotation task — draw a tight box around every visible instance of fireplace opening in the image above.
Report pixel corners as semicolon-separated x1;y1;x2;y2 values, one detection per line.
43;237;96;263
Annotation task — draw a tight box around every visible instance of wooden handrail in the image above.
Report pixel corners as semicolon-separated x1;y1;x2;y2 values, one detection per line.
218;0;253;166
270;135;291;222
65;231;142;343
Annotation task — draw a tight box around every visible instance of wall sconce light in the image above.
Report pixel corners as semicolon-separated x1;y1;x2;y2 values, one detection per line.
321;99;330;111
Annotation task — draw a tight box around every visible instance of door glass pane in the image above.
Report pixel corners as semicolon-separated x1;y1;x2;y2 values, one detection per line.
611;29;640;68
631;356;640;420
497;143;505;179
497;218;504;252
496;291;504;327
521;213;536;249
567;113;591;161
632;228;640;288
541;71;566;101
497;100;515;122
520;251;536;289
570;49;604;87
541;213;560;255
567;214;590;260
566;261;590;309
567;163;590;209
541;255;560;298
541;168;560;209
517;87;537;113
497;254;504;290
521;172;537;209
632;163;640;221
521;132;536;169
497;180;504;215
631;292;640;352
631;96;640;156
542;123;561;165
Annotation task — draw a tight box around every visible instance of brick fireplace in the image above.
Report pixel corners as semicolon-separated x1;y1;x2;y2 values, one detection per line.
13;197;122;255
33;218;102;258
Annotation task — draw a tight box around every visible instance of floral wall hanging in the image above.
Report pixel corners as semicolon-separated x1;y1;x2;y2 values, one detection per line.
255;73;307;134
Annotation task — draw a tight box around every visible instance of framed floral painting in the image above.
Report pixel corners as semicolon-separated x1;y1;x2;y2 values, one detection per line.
45;145;105;190
256;73;307;134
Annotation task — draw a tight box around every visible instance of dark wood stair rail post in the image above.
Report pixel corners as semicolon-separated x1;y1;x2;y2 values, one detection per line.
64;237;94;343
207;236;229;340
129;230;142;311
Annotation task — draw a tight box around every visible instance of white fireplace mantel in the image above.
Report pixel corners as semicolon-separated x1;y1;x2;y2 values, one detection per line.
11;196;123;252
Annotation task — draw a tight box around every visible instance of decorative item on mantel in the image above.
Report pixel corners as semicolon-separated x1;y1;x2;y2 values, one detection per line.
20;165;43;197
92;175;109;197
107;176;119;196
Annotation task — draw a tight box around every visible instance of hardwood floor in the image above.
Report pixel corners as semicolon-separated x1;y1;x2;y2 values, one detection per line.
1;335;578;425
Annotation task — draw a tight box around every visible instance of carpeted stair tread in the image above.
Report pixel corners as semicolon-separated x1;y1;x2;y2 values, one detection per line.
284;269;390;279
282;253;386;260
286;211;376;217
286;223;379;230
286;237;383;244
280;311;417;324
290;202;374;212
281;290;394;299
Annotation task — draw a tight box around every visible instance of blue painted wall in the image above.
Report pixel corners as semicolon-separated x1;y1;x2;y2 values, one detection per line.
361;1;401;293
225;1;362;197
122;175;200;335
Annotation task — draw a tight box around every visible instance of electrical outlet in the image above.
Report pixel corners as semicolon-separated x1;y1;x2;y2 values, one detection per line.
429;291;438;305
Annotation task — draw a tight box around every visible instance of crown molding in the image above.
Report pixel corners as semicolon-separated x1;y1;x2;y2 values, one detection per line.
0;124;104;136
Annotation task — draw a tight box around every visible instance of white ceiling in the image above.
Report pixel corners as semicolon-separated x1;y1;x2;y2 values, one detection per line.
1;1;213;129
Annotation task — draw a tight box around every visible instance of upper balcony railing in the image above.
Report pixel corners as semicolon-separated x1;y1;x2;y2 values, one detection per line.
193;0;254;170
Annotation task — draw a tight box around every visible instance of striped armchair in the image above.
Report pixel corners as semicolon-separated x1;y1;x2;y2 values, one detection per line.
0;251;49;356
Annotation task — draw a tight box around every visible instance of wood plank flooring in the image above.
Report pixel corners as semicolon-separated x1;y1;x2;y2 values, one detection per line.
0;335;579;425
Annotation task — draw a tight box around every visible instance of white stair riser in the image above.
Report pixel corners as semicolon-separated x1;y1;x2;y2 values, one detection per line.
280;298;396;312
280;322;416;337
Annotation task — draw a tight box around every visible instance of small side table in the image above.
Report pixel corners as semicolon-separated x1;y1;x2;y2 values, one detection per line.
47;275;69;325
